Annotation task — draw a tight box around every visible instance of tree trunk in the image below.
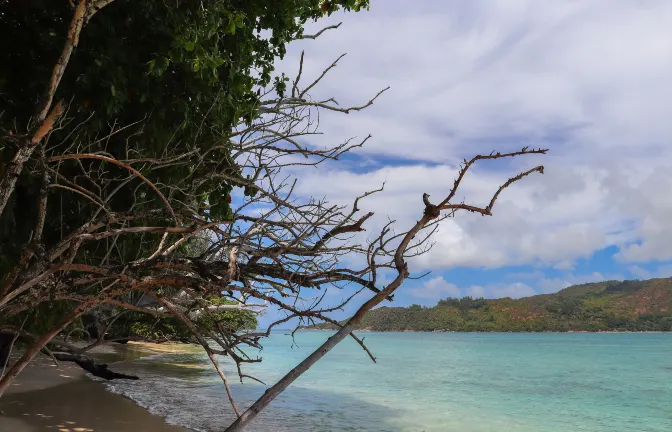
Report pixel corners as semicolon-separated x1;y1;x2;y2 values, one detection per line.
0;333;14;372
0;299;98;395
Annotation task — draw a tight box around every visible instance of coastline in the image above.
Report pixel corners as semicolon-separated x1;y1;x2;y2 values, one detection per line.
2;332;668;431
0;342;192;431
300;327;672;333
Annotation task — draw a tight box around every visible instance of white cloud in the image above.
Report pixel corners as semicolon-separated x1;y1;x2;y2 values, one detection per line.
271;0;672;271
628;266;652;280
409;276;461;299
611;167;672;263
401;269;632;305
292;162;613;271
534;271;624;294
466;285;486;298
410;278;535;302
488;282;536;299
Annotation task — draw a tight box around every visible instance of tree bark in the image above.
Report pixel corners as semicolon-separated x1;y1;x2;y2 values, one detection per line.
0;333;14;372
51;352;139;380
224;216;426;432
0;299;98;395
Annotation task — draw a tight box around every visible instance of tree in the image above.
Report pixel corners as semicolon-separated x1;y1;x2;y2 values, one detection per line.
0;0;372;397
0;1;547;430
546;296;583;317
0;0;370;290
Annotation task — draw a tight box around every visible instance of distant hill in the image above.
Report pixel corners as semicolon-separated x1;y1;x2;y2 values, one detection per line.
304;278;672;332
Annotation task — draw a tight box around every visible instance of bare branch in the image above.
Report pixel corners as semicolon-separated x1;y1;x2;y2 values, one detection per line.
300;53;347;98
299;22;342;40
224;148;547;431
49;153;178;222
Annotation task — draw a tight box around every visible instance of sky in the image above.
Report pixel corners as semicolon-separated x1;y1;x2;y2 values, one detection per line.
258;0;672;326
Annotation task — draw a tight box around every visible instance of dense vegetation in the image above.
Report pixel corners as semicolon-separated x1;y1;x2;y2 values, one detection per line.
0;0;367;341
106;299;258;343
0;2;551;423
306;278;672;332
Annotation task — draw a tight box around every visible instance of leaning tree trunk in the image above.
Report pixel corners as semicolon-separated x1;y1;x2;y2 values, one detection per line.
0;333;14;372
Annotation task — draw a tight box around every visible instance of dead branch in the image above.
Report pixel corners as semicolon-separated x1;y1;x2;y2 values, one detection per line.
155;297;241;417
49;153;177;222
51;352;139;380
299;22;342;40
224;147;547;431
0;35;548;432
0;297;103;395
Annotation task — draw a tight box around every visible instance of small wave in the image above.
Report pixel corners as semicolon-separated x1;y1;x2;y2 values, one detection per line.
94;350;225;431
92;332;671;432
104;378;212;431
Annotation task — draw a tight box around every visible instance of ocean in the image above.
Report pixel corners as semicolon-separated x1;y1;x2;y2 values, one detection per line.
104;332;672;431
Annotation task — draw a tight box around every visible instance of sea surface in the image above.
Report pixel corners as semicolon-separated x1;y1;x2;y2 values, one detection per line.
104;332;672;431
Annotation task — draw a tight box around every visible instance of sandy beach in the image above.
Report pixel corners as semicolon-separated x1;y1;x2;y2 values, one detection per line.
0;343;191;431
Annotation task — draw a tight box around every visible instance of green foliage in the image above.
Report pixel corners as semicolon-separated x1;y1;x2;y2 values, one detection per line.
603;279;646;294
308;278;672;332
0;0;368;337
0;300;83;336
438;296;488;310
0;0;370;273
545;296;582;317
108;299;257;342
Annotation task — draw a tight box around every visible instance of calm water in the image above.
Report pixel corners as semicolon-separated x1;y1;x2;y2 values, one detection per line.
104;332;672;431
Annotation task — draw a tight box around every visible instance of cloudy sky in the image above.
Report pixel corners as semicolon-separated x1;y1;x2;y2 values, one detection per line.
259;0;672;326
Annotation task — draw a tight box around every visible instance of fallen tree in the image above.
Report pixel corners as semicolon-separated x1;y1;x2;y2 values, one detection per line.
0;1;547;430
0;327;137;380
51;352;139;380
0;0;372;395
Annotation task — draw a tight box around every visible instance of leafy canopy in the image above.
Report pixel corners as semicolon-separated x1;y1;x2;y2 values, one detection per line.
0;0;369;335
0;0;369;266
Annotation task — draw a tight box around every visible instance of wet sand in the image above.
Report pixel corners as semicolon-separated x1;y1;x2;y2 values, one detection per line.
0;343;191;431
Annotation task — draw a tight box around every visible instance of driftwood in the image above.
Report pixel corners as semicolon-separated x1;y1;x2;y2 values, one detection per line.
0;333;13;371
0;328;137;381
51;352;139;380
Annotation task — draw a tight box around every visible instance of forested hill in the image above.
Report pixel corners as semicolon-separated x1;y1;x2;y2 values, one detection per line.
305;278;672;332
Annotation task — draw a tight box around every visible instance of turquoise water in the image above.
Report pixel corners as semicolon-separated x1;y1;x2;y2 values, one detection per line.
106;332;672;431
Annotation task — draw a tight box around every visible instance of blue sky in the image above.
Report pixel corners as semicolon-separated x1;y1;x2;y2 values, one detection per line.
256;0;672;327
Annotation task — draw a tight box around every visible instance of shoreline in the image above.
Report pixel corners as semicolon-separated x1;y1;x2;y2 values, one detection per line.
0;342;192;431
2;331;669;430
299;328;672;333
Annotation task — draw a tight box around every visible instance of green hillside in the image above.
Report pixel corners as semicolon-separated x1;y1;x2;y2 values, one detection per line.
305;278;672;332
